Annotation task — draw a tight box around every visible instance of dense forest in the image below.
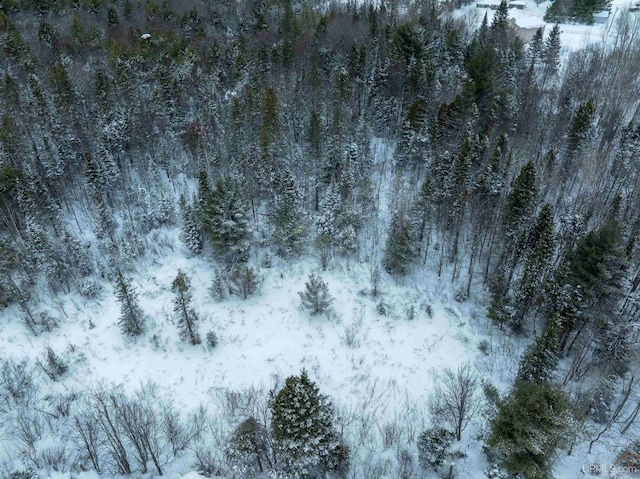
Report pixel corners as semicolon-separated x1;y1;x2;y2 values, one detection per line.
1;0;640;478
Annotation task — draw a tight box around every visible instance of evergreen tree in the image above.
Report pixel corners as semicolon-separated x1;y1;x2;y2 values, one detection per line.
552;220;627;351
299;274;333;316
383;211;414;276
417;427;456;472
200;177;251;264
542;25;561;76
210;268;228;301
115;270;145;336
503;161;537;237
271;170;306;258
527;28;544;66
226;417;269;475
171;270;201;345
271;370;349;477
180;195;203;255
229;264;259;300
490;0;512;49
516;322;560;384
567;99;596;155
488;380;580;479
512;204;555;327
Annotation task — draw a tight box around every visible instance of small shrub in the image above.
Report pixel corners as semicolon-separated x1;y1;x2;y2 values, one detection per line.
617;440;640;469
397;448;415;479
417;427;455;471
8;469;38;479
37;311;59;332
425;304;433;317
478;339;491;356
377;301;387;316
194;447;224;477
342;324;360;348
484;463;511;479
206;330;218;348
41;348;67;381
407;304;416;320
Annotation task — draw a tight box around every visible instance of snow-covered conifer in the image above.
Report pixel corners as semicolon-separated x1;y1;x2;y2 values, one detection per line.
171;270;201;345
299;273;332;315
115;269;145;336
271;370;349;477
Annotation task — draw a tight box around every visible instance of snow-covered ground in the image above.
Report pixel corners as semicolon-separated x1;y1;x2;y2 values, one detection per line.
456;0;638;52
0;137;635;478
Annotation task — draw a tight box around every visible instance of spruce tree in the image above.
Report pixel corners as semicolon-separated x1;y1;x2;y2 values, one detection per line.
226;417;269;474
229;264;259;300
299;274;333;316
516;322;560;384
383;211;414;276
200;177;251;264
271;170;306;258
210;268;227;301
115;270;145;336
567;99;596;156
503;161;537;236
512;204;555;327
542;25;561;76
271;370;349;477
180;195;203;255
488;380;580;479
171;270;201;345
527;28;544;66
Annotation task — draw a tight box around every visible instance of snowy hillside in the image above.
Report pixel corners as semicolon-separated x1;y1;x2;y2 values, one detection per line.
1;0;639;478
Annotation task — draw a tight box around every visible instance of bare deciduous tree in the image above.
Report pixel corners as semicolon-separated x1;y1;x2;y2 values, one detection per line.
428;362;481;441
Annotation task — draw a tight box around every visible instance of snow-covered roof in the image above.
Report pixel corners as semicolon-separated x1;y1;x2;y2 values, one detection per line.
140;33;151;40
509;1;527;6
511;16;546;28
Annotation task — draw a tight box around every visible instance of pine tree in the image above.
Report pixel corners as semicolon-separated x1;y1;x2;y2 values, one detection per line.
516;322;560;384
271;170;306;258
503;161;537;237
417;427;456;472
171;270;201;345
115;270;145;336
271;370;349;477
567;99;596;155
226;417;269;475
512;204;555;327
210;268;227;301
200;177;251;264
488;380;580;479
229;264;259;300
490;0;511;49
553;220;627;351
180;195;203;255
383;211;414;276
542;25;561;76
316;182;342;263
299;273;333;316
527;28;544;66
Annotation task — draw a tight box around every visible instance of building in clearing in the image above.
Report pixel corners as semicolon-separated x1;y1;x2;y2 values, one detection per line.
509;1;527;9
509;17;546;42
